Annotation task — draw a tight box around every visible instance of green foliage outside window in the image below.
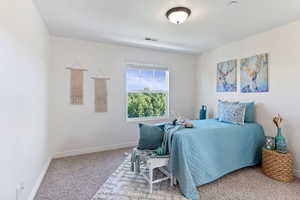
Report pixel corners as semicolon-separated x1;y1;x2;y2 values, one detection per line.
128;92;167;118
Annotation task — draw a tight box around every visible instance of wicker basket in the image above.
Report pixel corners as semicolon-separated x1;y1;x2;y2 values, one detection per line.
262;148;294;182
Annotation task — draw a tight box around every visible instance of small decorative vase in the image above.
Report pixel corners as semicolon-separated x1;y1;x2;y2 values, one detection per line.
265;136;275;150
199;105;207;120
275;128;288;153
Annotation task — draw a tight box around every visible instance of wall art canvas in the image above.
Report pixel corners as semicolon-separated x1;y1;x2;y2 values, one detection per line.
217;59;237;92
240;53;269;93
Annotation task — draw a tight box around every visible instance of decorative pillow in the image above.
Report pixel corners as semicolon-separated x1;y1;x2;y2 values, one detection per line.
138;123;164;150
240;102;255;122
218;103;246;125
217;100;239;119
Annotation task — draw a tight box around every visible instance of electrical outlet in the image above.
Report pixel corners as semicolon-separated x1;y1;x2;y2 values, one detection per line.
16;182;25;200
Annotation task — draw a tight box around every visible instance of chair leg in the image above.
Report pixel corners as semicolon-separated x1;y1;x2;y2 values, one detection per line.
149;167;153;193
134;161;138;174
170;173;173;187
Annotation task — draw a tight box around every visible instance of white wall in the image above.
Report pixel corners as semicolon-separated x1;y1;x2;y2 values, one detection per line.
0;0;50;200
195;20;300;174
49;36;197;157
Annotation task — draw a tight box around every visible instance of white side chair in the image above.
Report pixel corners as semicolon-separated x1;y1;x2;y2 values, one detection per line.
132;149;173;193
141;157;173;193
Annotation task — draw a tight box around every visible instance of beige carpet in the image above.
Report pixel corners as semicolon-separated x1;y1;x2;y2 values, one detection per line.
92;155;300;200
35;148;132;200
36;148;300;200
200;166;300;200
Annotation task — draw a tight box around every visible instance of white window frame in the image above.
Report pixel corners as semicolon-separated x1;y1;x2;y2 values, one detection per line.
125;64;170;122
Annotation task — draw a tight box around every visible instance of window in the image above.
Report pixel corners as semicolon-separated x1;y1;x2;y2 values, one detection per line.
126;65;169;121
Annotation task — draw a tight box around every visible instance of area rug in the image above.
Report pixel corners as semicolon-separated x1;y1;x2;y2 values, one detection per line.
91;155;300;200
91;155;187;200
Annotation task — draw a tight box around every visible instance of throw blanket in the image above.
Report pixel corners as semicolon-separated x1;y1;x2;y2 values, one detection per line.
169;119;265;200
160;124;183;155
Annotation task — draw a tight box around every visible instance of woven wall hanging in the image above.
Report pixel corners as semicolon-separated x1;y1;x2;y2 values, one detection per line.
67;67;88;104
91;77;110;112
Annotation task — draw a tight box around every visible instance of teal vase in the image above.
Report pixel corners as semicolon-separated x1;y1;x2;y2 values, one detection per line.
199;105;207;120
275;128;288;153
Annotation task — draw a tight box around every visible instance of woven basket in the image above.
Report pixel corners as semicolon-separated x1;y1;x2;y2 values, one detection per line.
262;148;294;182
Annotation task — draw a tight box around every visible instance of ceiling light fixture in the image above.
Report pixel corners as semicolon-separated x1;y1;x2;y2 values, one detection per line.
228;0;239;6
145;37;158;42
166;7;191;24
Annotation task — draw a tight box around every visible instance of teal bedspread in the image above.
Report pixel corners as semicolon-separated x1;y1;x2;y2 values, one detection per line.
169;119;265;200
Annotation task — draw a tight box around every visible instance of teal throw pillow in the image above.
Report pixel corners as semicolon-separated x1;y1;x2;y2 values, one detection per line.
138;123;164;150
240;102;255;122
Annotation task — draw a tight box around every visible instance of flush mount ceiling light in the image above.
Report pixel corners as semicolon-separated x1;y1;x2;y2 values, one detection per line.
166;7;191;24
228;0;239;6
145;37;158;42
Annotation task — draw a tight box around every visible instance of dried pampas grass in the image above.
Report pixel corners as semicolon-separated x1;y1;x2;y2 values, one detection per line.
273;114;283;128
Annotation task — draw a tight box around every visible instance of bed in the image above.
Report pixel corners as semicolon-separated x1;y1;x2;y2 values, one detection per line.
169;119;265;200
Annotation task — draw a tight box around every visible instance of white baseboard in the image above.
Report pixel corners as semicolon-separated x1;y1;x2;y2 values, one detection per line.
27;157;52;200
294;169;300;178
53;141;137;159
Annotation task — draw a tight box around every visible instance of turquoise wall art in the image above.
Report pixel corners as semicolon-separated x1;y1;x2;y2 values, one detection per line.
216;59;237;92
240;53;269;93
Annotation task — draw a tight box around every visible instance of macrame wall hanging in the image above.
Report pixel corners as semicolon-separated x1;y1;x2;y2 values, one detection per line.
67;67;88;105
91;76;110;112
